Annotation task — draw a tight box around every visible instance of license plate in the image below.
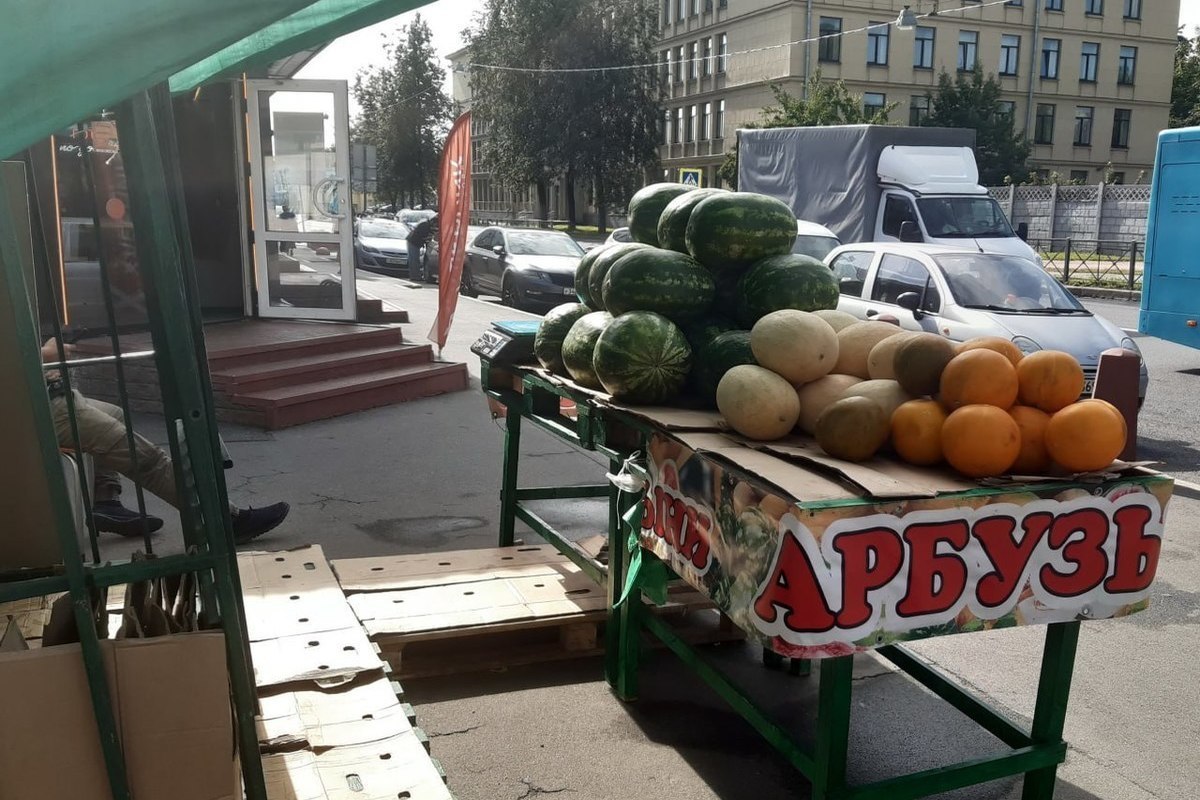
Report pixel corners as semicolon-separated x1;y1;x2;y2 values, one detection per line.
386;257;405;265
1082;378;1095;395
562;288;576;296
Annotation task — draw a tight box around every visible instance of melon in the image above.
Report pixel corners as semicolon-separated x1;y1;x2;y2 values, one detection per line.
866;332;919;380
796;374;862;434
838;379;914;421
815;396;890;462
834;321;907;378
749;310;838;385
893;333;958;396
716;364;801;441
814;309;860;332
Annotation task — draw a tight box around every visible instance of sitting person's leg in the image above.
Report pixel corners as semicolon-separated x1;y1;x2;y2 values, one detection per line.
90;467;165;537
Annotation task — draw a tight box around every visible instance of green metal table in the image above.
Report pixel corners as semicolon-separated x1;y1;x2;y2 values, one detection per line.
479;359;1172;800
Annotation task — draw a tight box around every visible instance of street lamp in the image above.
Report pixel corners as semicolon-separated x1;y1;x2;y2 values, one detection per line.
895;5;919;29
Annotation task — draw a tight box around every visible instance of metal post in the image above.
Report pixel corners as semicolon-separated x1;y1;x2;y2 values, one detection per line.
1129;241;1139;290
1048;182;1058;240
812;655;854;799
1062;237;1071;284
1021;622;1080;799
499;402;522;547
1093;182;1105;242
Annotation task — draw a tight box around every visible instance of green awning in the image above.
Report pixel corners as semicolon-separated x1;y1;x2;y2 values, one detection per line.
170;0;430;93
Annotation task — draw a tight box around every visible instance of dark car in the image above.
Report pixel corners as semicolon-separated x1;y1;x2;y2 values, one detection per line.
353;218;412;275
460;228;585;310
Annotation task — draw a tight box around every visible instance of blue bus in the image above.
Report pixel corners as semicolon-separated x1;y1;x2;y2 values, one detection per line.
1140;126;1200;347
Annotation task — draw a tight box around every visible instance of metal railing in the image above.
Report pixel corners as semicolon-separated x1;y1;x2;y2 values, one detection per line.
1029;238;1144;291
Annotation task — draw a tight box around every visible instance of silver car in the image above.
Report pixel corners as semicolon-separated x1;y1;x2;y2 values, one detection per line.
824;242;1148;401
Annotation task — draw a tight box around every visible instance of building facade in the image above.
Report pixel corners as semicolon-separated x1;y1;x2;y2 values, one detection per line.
658;0;1178;185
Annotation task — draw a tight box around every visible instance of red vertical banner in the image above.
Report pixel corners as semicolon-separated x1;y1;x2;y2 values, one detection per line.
428;111;472;351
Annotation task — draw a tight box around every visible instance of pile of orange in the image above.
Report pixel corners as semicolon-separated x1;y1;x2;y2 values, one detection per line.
888;337;1127;478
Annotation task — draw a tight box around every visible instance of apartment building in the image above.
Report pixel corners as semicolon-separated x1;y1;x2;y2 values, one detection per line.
658;0;1178;185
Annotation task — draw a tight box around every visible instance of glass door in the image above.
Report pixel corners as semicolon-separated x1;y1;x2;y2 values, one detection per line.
246;79;355;320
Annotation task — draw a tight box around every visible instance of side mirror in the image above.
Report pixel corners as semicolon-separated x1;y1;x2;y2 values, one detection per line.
1016;222;1029;241
492;244;506;257
898;221;924;243
896;292;924;318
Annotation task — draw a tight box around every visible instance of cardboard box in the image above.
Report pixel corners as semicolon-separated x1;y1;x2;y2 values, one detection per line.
0;632;237;800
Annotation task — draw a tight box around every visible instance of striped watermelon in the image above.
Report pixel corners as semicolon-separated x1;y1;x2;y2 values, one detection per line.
587;243;652;310
535;303;592;374
601;248;715;322
593;311;692;404
683;315;739;352
690;330;757;405
657;188;725;253
628;183;692;245
561;311;614;389
685;192;798;274
736;253;840;327
574;245;613;309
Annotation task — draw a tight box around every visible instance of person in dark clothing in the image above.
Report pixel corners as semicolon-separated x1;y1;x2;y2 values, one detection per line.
406;214;438;283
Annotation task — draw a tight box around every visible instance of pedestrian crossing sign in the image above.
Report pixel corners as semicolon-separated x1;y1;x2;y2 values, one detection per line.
679;168;703;187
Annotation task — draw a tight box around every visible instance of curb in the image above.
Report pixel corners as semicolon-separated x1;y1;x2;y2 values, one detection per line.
1067;285;1141;302
1171;478;1200;501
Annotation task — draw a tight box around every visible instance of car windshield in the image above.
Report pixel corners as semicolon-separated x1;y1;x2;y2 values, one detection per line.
917;197;1014;238
611;228;633;243
506;232;584;257
357;220;410;240
792;235;841;260
934;254;1086;312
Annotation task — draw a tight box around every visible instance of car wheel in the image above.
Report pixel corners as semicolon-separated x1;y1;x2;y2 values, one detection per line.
460;266;479;298
501;276;525;310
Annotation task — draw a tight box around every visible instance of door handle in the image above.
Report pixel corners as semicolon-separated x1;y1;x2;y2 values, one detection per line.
312;177;347;220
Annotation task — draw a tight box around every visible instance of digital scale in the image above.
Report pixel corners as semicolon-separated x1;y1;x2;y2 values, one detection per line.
470;319;541;365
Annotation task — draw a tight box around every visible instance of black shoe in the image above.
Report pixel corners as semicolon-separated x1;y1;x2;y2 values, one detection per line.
92;501;164;538
231;502;290;544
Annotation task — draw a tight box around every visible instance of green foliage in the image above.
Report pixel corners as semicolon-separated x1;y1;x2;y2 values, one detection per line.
352;15;452;207
920;66;1030;186
1171;32;1200;128
467;0;661;226
717;73;897;189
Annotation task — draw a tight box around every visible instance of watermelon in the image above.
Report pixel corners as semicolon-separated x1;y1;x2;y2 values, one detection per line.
601;248;715;322
587;243;652;310
628;183;693;245
657;188;724;253
574;245;612;309
685;192;798;274
683;315;738;352
690;330;757;406
535;303;592;374
592;311;692;404
561;311;614;389
736;253;840;327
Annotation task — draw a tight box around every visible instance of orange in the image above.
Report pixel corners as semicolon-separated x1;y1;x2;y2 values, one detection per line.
956;336;1025;368
891;399;948;466
941;404;1022;478
938;349;1019;411
1045;399;1127;473
1016;350;1085;412
1088;397;1129;443
1008;405;1052;474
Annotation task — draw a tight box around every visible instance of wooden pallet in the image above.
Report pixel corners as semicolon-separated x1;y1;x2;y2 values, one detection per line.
333;545;742;680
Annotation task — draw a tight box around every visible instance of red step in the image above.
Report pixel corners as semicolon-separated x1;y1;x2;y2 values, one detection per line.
211;344;434;392
207;327;404;371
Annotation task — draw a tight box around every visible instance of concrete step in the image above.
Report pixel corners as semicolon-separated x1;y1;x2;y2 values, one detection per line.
231;362;470;429
211;344;434;392
356;298;410;324
207;326;404;371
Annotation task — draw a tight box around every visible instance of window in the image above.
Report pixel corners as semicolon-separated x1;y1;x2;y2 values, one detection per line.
867;22;890;65
1074;106;1094;146
819;17;842;63
1085;0;1103;14
686;105;696;142
1112;108;1132;148
864;92;887;117
882;195;919;237
958;31;978;71
689;41;699;79
998;100;1016;121
660;109;669;144
662;0;670;25
1080;42;1099;82
1041;38;1060;78
1046;0;1062;10
1124;0;1141;18
675;45;685;81
914;26;935;69
715;99;725;138
672;107;683;143
910;95;931;126
872;254;941;312
1111;171;1126;184
717;33;728;73
677;0;686;19
1118;46;1137;84
1035;103;1056;144
999;34;1020;76
702;37;712;76
829;251;873;296
701;102;711;139
691;0;700;16
660;50;670;84
1069;170;1090;183
1007;0;1023;5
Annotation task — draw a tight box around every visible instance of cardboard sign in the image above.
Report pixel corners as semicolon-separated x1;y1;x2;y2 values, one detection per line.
640;433;1173;659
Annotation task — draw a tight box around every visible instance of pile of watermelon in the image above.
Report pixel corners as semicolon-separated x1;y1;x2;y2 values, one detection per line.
534;184;839;406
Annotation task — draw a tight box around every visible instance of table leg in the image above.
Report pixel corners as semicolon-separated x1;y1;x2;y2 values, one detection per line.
1021;621;1080;800
606;459;640;699
498;402;522;547
812;655;853;799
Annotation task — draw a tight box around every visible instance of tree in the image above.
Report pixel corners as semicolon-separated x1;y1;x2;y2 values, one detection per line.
717;73;897;188
920;66;1030;186
466;0;660;229
1171;31;1200;128
352;15;452;208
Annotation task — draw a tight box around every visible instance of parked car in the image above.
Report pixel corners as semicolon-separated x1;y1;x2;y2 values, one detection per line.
421;225;485;284
461;227;585;310
604;227;633;245
824;242;1148;401
353;218;412;276
792;220;841;260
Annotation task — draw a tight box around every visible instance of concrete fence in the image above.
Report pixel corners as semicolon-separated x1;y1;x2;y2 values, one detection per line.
987;184;1151;245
